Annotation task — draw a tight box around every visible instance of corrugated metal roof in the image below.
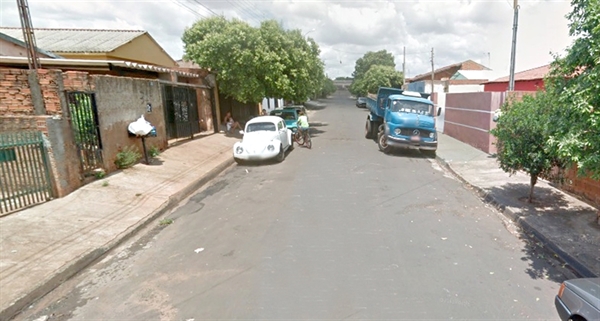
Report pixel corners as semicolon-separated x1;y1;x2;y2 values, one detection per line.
0;31;63;58
486;64;551;83
0;27;145;53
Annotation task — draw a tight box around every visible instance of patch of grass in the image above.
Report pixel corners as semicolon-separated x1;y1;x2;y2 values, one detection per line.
149;145;161;158
94;170;106;179
115;145;141;169
102;181;109;187
159;218;174;226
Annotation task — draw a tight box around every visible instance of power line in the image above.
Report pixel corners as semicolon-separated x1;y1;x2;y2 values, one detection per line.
170;0;208;18
225;0;262;24
240;0;270;21
189;0;219;16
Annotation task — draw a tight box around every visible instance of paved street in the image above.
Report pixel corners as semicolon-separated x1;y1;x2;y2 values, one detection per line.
16;90;571;320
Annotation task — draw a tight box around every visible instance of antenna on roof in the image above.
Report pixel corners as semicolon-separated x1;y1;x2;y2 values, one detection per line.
16;0;41;70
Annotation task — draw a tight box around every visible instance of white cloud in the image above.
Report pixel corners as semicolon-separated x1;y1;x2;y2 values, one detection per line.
0;0;573;80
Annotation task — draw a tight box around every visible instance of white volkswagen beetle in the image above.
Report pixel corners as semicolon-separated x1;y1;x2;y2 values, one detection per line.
233;115;293;164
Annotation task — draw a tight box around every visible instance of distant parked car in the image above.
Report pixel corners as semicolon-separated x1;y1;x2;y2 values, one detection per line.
270;108;299;131
555;277;600;321
283;105;308;121
233;116;293;164
356;97;367;108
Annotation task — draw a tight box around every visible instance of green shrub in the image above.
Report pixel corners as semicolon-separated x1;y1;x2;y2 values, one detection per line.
149;145;161;158
115;145;141;169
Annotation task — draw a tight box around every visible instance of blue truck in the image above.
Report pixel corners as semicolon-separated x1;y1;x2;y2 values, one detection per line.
364;87;441;156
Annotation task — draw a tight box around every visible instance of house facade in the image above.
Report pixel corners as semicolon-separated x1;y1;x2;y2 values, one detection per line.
483;64;549;92
0;27;177;68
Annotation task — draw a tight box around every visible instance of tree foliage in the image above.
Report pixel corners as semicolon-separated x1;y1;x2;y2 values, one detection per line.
182;17;327;104
490;91;563;202
318;77;337;98
349;50;402;97
544;0;600;179
350;65;404;97
351;50;395;80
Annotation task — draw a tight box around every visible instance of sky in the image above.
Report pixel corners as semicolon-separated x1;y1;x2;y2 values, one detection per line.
0;0;574;80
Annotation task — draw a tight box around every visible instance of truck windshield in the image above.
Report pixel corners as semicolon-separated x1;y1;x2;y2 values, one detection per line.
390;100;433;116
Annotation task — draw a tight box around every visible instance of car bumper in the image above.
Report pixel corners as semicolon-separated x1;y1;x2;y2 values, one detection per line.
386;135;437;151
234;150;280;161
554;296;571;321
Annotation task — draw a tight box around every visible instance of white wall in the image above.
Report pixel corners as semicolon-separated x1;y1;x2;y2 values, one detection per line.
260;98;285;113
448;84;485;93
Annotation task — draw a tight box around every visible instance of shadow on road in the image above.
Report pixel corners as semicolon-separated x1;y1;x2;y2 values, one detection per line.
378;148;436;160
307;125;327;138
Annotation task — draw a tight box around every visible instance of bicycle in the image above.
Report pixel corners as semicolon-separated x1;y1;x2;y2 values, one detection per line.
293;127;312;149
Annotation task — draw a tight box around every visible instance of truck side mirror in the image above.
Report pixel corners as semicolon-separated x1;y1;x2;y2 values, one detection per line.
437;107;442;116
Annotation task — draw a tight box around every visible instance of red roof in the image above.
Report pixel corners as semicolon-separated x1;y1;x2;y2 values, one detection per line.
486;64;551;83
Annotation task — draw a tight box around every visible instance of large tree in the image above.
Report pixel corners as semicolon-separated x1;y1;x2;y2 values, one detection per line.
351;50;396;80
545;0;600;179
490;91;563;202
351;65;404;97
182;17;325;104
349;50;400;96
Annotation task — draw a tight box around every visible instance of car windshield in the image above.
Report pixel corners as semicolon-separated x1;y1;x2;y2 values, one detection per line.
246;122;276;132
271;111;296;120
390;100;433;116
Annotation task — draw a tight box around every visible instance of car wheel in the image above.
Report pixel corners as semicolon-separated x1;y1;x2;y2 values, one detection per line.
365;119;373;139
276;145;285;162
378;132;391;154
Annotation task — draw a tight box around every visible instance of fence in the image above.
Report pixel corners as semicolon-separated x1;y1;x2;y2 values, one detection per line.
0;131;54;214
67;92;103;176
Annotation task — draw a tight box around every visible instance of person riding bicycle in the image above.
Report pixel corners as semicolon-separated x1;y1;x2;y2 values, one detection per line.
297;111;309;140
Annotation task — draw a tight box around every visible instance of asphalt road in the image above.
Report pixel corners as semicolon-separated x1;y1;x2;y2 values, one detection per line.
18;89;570;320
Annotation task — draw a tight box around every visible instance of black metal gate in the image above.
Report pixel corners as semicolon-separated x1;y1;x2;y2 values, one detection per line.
162;84;200;139
0;131;54;214
66;92;103;176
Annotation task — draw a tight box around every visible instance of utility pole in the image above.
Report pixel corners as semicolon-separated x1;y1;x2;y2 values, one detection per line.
16;0;41;70
508;0;519;91
430;47;435;95
402;46;406;89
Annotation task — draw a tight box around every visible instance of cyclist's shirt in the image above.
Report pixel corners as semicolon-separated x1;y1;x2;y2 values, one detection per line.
297;115;309;128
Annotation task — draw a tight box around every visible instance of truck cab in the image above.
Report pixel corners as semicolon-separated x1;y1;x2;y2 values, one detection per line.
364;87;440;156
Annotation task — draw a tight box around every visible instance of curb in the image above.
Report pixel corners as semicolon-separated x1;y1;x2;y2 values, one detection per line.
1;156;235;321
435;156;598;278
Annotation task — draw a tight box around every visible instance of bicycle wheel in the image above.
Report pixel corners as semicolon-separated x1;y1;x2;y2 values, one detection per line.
294;130;304;145
305;134;312;149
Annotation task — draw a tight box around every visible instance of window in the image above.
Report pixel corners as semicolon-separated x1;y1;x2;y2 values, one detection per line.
390;100;434;116
246;122;276;132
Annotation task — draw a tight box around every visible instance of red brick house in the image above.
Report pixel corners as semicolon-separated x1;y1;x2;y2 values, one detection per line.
483;64;550;92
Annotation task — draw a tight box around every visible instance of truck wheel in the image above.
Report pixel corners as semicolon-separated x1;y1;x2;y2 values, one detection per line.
365;119;373;139
378;132;391;154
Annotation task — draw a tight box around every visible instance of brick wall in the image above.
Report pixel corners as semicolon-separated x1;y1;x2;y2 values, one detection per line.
0;115;48;134
0;69;34;115
63;71;94;92
37;69;63;115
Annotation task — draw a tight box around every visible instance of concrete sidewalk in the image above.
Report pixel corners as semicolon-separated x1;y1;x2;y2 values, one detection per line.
436;133;600;278
0;133;239;320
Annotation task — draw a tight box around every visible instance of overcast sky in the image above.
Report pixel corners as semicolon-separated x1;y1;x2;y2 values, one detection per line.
0;0;573;80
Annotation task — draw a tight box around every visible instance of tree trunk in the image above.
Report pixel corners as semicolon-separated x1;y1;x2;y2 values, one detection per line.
529;175;538;203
